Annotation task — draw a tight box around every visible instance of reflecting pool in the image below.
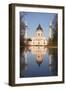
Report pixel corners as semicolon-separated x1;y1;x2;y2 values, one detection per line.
20;46;58;78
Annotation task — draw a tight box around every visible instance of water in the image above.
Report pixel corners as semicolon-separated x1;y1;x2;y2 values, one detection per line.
20;46;58;78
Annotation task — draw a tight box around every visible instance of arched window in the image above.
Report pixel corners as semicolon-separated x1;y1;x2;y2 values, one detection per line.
38;42;40;44
38;33;40;36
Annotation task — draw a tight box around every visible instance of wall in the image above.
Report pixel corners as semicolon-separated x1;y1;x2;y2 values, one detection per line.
0;0;66;90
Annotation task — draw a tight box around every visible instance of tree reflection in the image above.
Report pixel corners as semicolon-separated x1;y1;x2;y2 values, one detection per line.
48;48;58;75
20;46;28;77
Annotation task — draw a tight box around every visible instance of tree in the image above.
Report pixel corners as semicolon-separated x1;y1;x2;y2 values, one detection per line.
20;12;27;46
52;14;58;45
48;14;58;46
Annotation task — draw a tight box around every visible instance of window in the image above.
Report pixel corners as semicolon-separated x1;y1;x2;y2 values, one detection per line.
38;42;40;44
38;33;40;36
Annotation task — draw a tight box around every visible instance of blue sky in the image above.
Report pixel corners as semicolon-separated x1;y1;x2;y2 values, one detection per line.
20;12;56;39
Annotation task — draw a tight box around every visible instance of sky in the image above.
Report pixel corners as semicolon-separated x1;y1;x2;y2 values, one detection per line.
20;12;56;39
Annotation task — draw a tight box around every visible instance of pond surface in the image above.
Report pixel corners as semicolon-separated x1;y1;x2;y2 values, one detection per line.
20;46;58;78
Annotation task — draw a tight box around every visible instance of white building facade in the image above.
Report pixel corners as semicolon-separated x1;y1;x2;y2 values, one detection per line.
31;24;47;45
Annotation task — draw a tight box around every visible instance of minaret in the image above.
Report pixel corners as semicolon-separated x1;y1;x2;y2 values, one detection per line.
49;21;53;39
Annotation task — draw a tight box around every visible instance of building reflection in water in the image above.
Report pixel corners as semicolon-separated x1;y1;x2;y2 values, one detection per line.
30;46;47;66
20;46;58;77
